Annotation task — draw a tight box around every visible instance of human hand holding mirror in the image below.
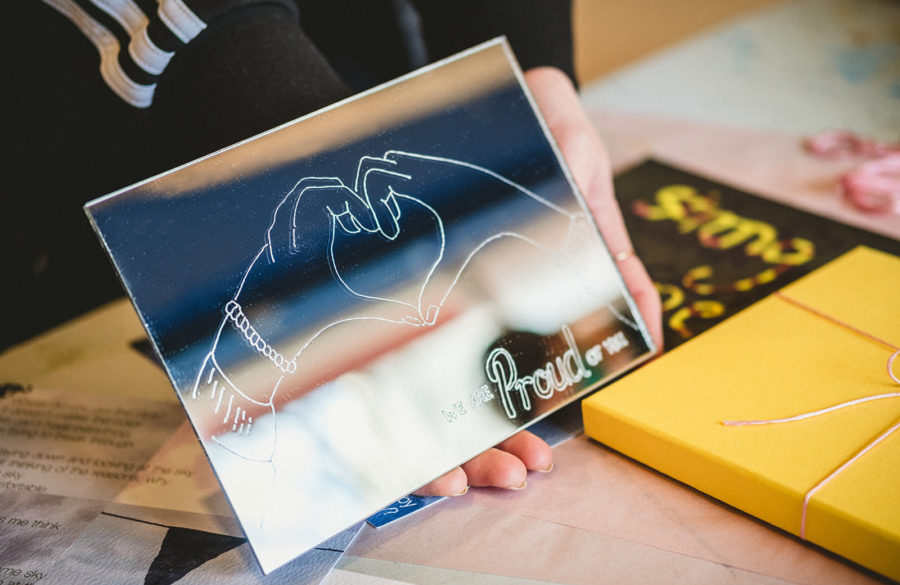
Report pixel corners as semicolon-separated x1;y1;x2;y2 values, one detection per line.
416;68;663;496
188;67;661;496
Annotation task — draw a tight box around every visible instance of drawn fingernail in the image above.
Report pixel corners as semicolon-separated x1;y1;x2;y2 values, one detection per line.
332;212;362;234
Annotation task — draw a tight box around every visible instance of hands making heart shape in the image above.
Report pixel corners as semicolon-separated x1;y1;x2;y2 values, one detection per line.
189;68;662;496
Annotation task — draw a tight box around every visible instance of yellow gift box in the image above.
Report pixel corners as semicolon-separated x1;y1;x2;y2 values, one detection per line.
583;246;900;580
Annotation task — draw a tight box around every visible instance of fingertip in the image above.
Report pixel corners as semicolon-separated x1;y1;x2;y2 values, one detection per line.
413;466;468;497
461;448;528;490
507;479;528;490
497;431;553;473
624;260;664;352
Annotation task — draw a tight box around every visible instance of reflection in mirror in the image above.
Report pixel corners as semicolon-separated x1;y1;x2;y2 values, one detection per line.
86;38;655;573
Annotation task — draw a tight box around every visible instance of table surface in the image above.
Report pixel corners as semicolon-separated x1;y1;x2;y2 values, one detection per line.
2;0;898;583
581;0;900;141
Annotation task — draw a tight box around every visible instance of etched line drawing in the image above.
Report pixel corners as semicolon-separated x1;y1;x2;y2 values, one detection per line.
187;150;626;475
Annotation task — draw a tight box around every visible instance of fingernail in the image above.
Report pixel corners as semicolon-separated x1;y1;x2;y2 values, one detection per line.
536;463;554;474
505;480;527;491
449;486;469;497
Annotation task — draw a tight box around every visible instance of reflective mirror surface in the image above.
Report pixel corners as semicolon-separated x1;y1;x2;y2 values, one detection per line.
86;39;656;573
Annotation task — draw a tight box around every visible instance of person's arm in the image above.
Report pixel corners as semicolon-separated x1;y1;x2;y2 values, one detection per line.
147;4;353;175
411;0;577;85
25;0;660;495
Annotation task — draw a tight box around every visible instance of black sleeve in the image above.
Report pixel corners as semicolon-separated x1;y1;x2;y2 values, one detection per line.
148;4;353;174
4;2;353;348
410;0;576;85
4;0;575;347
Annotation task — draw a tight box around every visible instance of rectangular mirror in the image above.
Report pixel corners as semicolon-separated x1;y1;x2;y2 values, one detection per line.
86;38;656;574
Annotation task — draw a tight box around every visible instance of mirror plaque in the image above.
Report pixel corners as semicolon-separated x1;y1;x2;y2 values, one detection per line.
86;38;657;574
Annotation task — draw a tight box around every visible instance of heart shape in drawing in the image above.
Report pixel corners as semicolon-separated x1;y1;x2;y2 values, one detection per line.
328;191;445;325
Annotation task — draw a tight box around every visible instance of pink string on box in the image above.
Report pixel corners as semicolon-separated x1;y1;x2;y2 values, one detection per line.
804;130;900;215
722;291;900;539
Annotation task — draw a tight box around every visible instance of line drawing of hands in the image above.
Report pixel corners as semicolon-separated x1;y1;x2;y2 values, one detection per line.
182;67;662;516
189;149;585;467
